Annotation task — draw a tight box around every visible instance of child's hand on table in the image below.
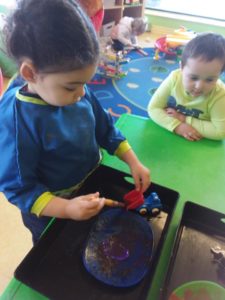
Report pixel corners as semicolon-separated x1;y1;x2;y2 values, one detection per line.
174;123;202;141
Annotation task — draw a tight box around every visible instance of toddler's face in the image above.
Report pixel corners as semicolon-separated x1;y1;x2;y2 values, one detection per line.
181;57;223;97
29;64;97;106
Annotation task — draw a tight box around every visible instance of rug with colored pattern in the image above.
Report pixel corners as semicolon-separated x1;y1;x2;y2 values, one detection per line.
88;48;178;119
88;48;225;120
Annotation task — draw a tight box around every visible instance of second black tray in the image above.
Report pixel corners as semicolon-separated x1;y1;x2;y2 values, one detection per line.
160;201;225;299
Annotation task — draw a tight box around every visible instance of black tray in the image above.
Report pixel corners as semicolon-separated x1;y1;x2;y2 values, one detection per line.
15;165;179;300
160;201;225;300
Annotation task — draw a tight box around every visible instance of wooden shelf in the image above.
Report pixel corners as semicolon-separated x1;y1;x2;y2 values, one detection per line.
103;0;145;25
104;6;123;10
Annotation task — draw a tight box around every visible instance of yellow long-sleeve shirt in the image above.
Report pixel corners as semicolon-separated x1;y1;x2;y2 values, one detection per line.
148;69;225;140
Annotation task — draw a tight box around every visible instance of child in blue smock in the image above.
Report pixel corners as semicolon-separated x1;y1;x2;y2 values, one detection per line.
0;0;150;244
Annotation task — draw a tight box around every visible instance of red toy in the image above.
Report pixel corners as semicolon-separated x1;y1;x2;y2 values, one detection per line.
154;27;196;60
123;189;144;210
154;36;177;57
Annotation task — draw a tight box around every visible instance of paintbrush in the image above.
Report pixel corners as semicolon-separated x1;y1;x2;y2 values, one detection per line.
104;198;125;208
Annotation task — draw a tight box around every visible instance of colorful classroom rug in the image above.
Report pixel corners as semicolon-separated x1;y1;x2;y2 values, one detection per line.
88;48;179;119
88;48;225;119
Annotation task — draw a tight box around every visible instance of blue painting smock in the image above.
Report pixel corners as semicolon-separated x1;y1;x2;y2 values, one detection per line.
0;77;130;215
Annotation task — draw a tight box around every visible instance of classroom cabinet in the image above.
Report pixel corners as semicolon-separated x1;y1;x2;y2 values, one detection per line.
103;0;146;25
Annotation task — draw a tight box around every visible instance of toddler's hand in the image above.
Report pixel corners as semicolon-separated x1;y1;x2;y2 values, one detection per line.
126;42;133;47
165;107;186;122
65;192;105;220
174;123;202;141
130;162;150;193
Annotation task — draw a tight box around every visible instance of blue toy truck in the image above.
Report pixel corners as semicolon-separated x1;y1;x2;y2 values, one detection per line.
136;192;162;216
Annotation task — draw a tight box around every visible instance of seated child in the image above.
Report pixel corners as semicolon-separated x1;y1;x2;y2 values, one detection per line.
148;32;225;141
77;0;104;33
111;16;147;52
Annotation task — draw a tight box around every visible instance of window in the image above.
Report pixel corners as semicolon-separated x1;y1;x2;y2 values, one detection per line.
146;0;224;21
0;0;16;7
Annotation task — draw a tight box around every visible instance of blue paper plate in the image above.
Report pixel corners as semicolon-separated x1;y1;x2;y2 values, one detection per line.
83;208;154;287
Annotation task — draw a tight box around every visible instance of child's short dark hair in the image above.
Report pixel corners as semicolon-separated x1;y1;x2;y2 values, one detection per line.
131;18;147;35
4;0;100;73
181;33;225;72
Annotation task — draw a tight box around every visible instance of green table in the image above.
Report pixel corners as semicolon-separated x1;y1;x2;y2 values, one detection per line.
1;114;225;300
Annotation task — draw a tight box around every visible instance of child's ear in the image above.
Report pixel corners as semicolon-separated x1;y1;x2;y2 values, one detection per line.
20;60;37;82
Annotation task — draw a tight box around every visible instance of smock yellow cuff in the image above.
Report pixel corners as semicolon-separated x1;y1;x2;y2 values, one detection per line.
114;140;131;158
31;191;55;217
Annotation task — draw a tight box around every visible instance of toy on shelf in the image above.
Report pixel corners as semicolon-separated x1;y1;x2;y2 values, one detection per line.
123;189;162;216
154;26;196;60
97;46;129;79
